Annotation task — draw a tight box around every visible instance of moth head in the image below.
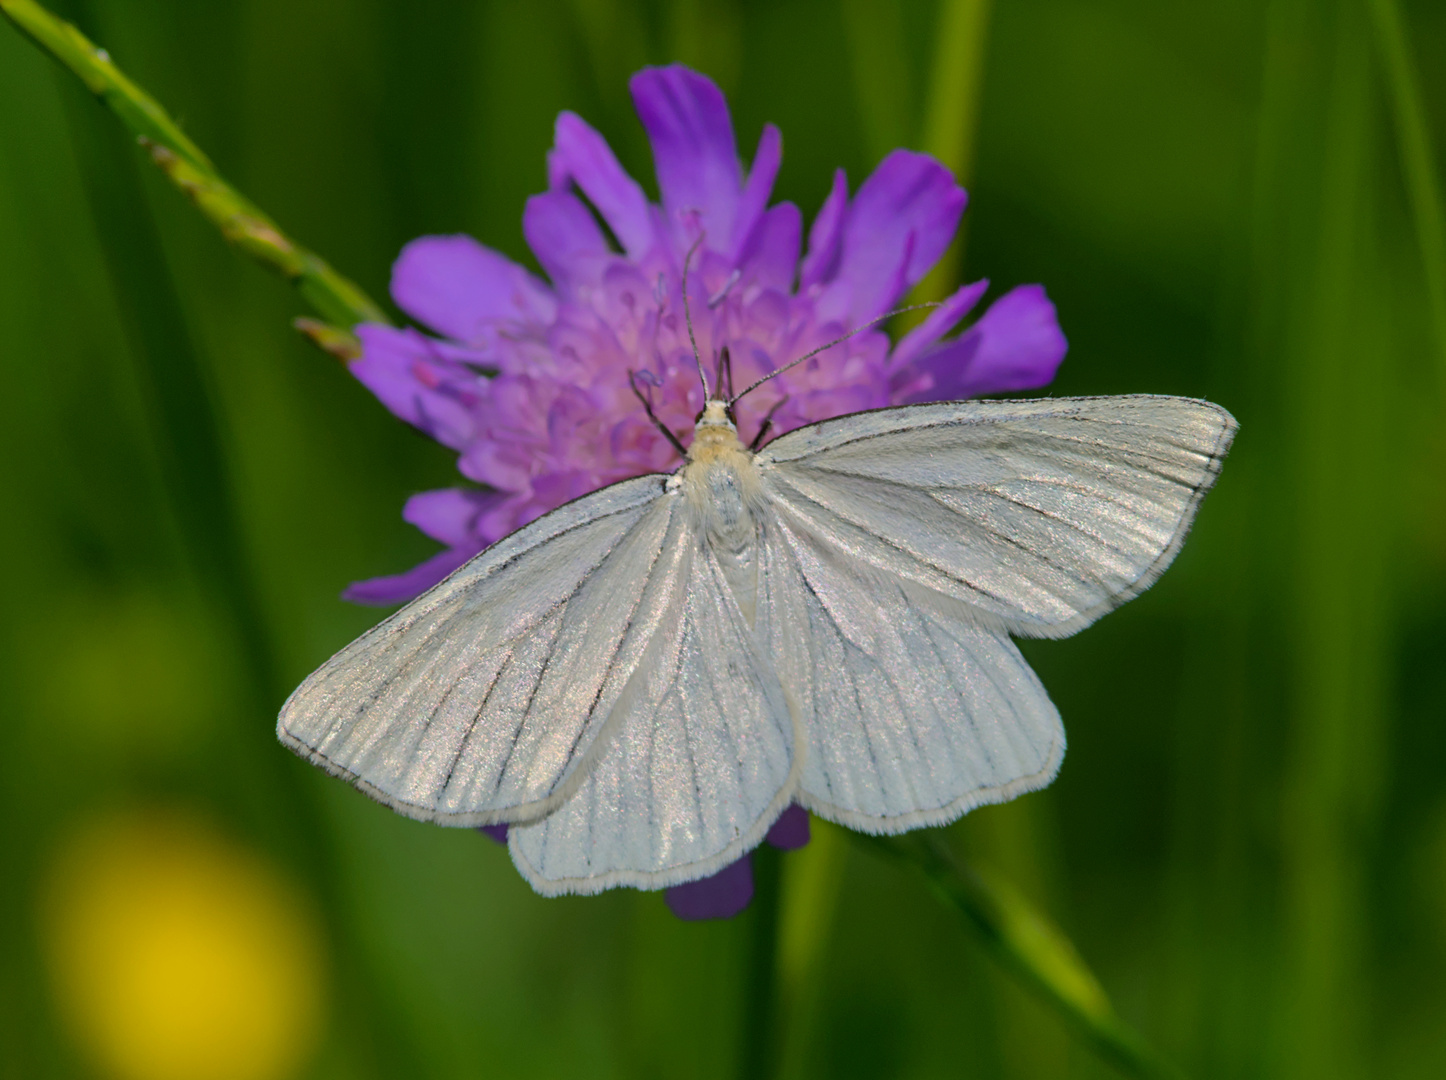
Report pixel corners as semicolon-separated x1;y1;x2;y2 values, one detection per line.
695;399;737;432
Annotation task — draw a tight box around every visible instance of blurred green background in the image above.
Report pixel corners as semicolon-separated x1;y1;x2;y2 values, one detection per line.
2;1;1445;1078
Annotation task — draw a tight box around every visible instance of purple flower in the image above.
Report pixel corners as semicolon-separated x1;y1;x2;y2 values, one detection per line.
664;805;811;920
478;804;811;921
345;64;1065;608
351;65;1067;916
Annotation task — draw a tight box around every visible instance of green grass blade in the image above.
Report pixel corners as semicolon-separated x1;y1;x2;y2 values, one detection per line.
920;0;992;186
914;0;992;305
863;833;1187;1080
0;0;389;338
50;49;425;1074
1367;0;1446;394
840;0;911;166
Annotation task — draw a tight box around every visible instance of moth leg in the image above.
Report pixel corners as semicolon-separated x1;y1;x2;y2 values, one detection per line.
629;370;688;459
749;394;790;452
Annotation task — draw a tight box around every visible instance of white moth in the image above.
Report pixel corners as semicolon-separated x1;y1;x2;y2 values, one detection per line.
279;380;1236;896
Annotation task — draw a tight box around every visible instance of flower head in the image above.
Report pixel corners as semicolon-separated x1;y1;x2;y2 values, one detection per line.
343;65;1067;918
344;64;1067;606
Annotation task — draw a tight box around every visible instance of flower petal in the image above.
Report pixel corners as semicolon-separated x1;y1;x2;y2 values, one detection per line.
630;65;742;250
664;855;754;920
402;488;508;547
523;190;613;289
460;437;536;493
351;324;479;450
548;112;655;258
889;278;989;370
736;203;802;293
825;150;967;323
477;824;509;844
904;285;1068;402
800;168;848;290
764;804;811;850
342;541;480;607
729;123;782;259
391;235;555;342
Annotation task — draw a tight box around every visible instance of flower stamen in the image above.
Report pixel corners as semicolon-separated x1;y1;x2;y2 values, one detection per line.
680;233;709;399
707;269;741;309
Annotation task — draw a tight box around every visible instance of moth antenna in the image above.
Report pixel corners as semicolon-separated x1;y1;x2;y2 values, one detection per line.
719;345;735;401
729;302;941;406
680;233;708;400
629;370;688;459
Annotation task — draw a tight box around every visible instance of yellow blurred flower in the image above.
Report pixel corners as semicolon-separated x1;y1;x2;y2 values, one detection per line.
39;810;326;1080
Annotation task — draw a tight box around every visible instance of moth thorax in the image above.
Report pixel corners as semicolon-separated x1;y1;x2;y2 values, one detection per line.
698;462;756;553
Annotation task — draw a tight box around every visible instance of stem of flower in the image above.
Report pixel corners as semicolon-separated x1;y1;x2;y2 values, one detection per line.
43;2;420;1067
912;0;993;307
858;832;1188;1080
738;846;784;1080
773;820;849;1078
0;0;391;347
